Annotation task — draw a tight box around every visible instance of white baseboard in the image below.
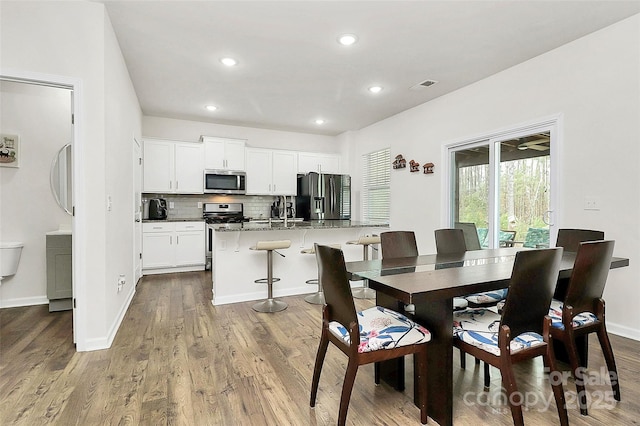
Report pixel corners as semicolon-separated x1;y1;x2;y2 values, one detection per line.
0;295;48;309
608;321;640;341
79;285;136;352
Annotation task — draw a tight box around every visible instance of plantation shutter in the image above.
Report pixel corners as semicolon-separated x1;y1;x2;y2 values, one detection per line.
362;148;390;221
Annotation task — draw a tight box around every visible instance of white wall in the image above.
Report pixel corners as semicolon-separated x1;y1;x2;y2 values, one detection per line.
347;15;640;339
143;116;338;153
1;1;142;350
0;82;72;307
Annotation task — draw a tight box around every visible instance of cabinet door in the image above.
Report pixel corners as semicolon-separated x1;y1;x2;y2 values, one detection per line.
143;140;174;192
245;148;272;194
224;140;246;171
318;154;341;174
175;231;204;266
272;151;297;195
142;232;174;268
204;139;226;170
175;143;204;193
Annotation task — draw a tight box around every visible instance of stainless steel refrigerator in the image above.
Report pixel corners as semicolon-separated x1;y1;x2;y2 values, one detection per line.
296;172;351;220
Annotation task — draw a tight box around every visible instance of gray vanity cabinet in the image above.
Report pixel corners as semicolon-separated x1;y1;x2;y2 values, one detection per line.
46;232;72;312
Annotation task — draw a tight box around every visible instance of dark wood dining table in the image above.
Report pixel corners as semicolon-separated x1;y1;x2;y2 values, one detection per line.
346;247;629;426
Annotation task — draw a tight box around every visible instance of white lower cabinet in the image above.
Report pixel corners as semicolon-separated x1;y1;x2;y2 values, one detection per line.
143;221;205;274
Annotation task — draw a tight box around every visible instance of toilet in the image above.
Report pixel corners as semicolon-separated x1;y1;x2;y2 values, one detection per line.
0;242;24;282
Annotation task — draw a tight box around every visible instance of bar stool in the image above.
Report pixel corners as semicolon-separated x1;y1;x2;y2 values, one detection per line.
250;240;291;313
346;235;380;299
301;244;341;305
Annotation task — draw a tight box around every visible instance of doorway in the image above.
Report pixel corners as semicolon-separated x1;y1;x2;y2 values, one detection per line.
0;71;83;347
447;118;559;248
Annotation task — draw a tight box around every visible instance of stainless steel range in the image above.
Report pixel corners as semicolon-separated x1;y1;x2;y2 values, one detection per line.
203;203;247;269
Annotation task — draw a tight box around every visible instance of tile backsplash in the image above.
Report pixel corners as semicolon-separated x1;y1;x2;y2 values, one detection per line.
142;193;293;220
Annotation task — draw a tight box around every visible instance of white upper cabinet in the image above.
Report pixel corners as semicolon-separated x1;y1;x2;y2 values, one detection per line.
245;148;297;195
143;139;204;193
201;136;246;171
297;152;341;174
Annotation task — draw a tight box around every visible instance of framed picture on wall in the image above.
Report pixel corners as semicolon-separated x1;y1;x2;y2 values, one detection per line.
0;134;20;168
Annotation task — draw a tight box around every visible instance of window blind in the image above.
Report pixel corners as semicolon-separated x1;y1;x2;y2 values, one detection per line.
362;148;390;221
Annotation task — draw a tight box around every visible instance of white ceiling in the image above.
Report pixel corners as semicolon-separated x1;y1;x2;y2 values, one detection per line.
102;1;640;136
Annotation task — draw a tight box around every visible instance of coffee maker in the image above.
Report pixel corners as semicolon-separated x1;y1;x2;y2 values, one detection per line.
148;198;167;220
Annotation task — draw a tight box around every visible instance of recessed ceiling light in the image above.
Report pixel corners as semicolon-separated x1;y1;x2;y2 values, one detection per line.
368;86;383;94
220;57;238;67
315;119;325;125
337;34;358;46
205;105;218;112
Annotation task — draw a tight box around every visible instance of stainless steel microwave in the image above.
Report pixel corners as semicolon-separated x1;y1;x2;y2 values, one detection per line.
203;170;246;194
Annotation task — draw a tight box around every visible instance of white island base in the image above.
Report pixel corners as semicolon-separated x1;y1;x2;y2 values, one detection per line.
211;223;387;306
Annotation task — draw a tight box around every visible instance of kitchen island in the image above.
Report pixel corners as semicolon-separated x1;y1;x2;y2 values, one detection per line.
211;220;388;306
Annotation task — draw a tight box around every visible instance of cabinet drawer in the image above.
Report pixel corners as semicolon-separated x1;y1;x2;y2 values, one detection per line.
175;222;205;232
143;222;175;233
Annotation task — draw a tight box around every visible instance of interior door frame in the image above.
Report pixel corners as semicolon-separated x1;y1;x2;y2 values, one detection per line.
443;114;562;247
0;69;86;349
133;136;143;284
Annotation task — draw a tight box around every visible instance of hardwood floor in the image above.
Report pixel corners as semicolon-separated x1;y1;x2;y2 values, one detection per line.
1;271;639;425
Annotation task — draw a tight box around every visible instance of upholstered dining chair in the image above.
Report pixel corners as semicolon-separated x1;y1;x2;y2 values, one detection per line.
548;240;620;416
555;228;604;252
310;244;431;425
453;248;568;426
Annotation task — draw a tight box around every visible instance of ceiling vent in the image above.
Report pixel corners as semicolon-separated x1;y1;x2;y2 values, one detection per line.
410;79;438;90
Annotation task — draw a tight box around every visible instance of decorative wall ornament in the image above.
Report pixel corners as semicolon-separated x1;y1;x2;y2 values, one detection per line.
0;134;20;168
392;154;406;169
423;162;434;174
409;160;420;172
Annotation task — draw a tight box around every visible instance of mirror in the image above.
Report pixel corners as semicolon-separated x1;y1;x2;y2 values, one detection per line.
50;143;73;215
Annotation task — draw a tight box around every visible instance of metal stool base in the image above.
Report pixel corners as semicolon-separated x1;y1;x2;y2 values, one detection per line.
304;291;325;305
252;299;288;313
352;286;376;299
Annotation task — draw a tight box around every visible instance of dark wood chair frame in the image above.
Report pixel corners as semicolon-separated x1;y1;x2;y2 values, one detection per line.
380;230;419;258
555;228;604;252
434;228;467;254
549;240;620;416
310;244;429;425
453;248;569;426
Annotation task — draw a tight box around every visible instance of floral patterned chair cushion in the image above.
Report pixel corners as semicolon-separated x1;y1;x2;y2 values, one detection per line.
453;308;545;356
548;299;598;330
464;288;508;306
329;306;431;353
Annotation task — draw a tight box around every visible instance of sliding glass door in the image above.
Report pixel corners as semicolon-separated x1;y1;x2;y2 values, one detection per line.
448;120;558;249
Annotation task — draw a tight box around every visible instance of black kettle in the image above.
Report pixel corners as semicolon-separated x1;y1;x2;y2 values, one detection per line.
148;198;167;220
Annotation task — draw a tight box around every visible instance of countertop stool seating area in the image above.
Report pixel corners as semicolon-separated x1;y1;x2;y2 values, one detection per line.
310;244;431;426
548;240;620;416
345;235;380;299
453;248;569;426
301;244;341;305
250;239;291;313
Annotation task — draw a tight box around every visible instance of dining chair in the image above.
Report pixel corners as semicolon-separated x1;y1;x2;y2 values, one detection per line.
310;244;431;425
380;230;418;258
453;248;568;426
548;240;619;415
454;222;482;251
434;228;467;254
555;228;604;252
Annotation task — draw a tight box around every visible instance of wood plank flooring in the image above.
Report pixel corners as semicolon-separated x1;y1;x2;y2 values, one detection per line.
1;271;639;425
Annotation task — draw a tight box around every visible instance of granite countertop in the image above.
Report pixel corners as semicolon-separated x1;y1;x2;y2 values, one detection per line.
142;218;204;223
214;220;389;232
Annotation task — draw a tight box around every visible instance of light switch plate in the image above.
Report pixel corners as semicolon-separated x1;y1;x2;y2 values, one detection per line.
584;196;600;210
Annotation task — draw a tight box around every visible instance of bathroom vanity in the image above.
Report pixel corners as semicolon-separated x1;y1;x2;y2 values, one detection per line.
46;230;72;311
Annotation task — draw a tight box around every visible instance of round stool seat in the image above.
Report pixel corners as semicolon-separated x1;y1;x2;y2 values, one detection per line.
252;240;292;251
346;235;381;246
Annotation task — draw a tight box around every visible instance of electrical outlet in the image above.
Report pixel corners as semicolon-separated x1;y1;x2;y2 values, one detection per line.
197;202;203;208
169;201;175;209
584;196;600;211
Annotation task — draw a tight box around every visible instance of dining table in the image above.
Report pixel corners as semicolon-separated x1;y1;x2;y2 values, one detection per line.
345;247;629;426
